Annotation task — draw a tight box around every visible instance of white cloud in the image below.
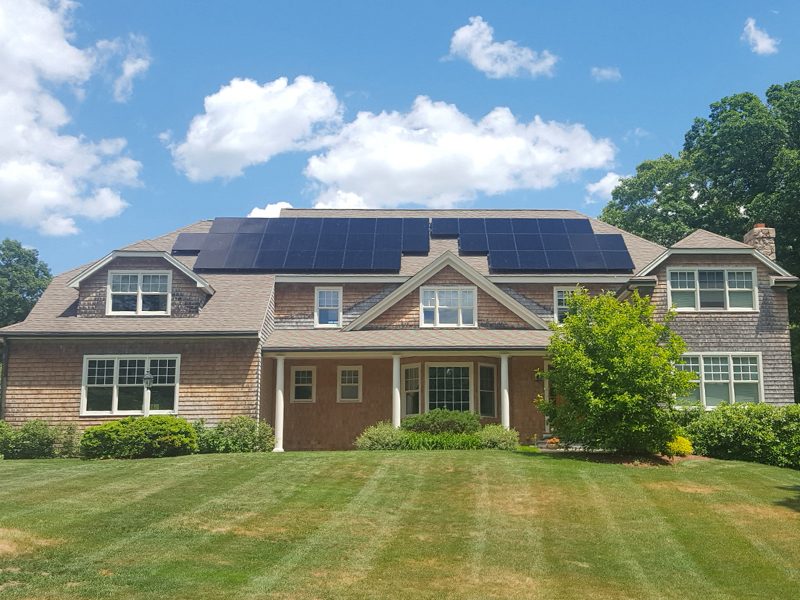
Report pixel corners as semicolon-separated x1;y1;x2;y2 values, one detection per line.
584;171;624;204
590;66;622;82
306;96;615;208
741;18;779;55
112;35;151;102
247;201;293;218
170;76;341;181
448;16;557;79
0;0;141;236
623;127;649;143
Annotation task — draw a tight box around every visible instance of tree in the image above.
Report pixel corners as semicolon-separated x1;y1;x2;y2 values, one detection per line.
600;81;800;400
0;239;52;327
537;290;694;454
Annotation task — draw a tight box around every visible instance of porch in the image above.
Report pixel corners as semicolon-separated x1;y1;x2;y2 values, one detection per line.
261;352;549;450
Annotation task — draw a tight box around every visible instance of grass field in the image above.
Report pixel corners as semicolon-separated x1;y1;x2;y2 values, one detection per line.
0;450;798;599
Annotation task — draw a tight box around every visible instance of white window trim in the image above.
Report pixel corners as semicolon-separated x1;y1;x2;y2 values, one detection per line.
542;360;552;434
314;286;343;328
336;365;363;403
401;363;422;417
478;363;497;418
553;286;578;323
678;352;764;409
80;354;180;417
106;270;173;316
419;286;478;328
425;362;474;413
666;267;759;313
290;366;316;403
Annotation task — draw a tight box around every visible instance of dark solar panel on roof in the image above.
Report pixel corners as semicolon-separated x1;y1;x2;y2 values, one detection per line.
430;218;459;237
209;217;245;234
172;232;207;254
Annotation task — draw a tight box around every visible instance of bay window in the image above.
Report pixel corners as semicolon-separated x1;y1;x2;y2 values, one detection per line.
82;355;179;415
420;286;476;327
668;268;756;311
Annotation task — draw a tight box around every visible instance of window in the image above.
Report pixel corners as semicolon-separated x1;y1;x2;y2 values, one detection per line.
479;364;496;417
553;288;576;323
337;366;362;403
676;354;761;408
402;364;421;416
427;364;472;412
420;287;476;328
107;271;171;315
667;269;756;311
315;287;342;328
291;367;315;402
82;355;179;415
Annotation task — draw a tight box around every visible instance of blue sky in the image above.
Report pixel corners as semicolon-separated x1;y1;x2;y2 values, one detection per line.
1;1;798;273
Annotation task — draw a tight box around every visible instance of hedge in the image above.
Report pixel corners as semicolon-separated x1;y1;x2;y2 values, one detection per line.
355;421;519;450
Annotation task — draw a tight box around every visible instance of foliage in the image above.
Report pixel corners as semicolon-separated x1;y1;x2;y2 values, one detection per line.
0;420;79;459
599;81;800;398
686;404;800;469
400;408;481;434
477;424;520;450
665;435;693;458
80;416;199;459
193;417;275;453
536;289;694;454
356;420;519;450
0;238;52;327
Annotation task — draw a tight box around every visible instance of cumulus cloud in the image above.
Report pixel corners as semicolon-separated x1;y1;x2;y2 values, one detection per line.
0;0;141;236
247;201;293;218
169;76;341;181
741;18;779;55
448;16;557;79
584;171;624;204
590;66;622;82
112;36;151;102
306;96;615;208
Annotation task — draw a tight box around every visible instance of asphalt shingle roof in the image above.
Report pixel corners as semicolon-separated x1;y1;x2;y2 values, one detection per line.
671;229;752;250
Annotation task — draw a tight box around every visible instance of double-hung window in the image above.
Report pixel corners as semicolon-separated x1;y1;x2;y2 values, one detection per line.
82;355;179;415
675;354;761;408
315;287;342;328
291;367;316;402
668;268;756;311
402;364;421;416
420;287;476;327
553;288;575;323
107;271;171;315
479;364;496;417
337;366;362;403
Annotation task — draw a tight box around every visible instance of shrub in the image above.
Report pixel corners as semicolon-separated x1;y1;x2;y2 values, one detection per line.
14;420;58;459
401;431;483;450
80;415;198;459
401;409;481;434
354;421;406;450
0;420;13;458
478;424;519;450
194;417;275;453
664;435;693;458
686;404;800;469
53;424;80;458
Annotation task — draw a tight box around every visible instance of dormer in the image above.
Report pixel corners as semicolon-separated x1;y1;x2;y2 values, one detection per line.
66;251;214;318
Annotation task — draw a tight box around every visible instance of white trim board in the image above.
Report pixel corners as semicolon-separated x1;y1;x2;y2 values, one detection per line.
637;247;794;279
344;251;548;331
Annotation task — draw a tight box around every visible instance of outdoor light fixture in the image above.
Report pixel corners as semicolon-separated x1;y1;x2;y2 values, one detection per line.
143;371;154;389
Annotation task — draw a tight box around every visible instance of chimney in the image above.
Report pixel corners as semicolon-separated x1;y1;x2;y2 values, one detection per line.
743;223;776;260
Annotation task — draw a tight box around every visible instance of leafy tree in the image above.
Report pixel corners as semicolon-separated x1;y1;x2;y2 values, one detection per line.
0;239;52;327
537;290;694;454
601;81;800;400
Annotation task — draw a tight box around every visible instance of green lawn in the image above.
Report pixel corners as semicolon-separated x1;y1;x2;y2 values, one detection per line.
0;451;798;599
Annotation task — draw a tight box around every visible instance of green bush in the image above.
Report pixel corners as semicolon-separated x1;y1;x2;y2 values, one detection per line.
664;435;693;458
354;421;406;450
80;415;199;459
356;420;519;450
478;424;520;450
686;404;800;469
0;420;77;459
401;409;481;434
194;417;275;453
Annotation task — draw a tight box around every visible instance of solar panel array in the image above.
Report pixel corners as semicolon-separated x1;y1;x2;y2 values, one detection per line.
191;217;430;272
181;216;635;273
430;218;634;273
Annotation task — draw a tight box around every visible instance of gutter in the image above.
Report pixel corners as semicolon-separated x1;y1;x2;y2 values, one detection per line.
262;345;550;354
0;331;261;340
617;275;658;300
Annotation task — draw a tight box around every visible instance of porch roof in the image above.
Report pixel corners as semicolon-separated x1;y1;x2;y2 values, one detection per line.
263;328;552;352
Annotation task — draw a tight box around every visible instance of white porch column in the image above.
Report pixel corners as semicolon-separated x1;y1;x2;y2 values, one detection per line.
273;356;285;452
500;354;510;430
392;355;401;427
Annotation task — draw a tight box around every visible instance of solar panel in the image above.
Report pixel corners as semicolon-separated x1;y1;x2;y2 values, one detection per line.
458;218;486;235
511;219;539;234
346;234;375;252
238;218;268;234
488;250;520;271
283;251;317;270
431;218;459;237
458;233;488;254
541;234;571;251
545;250;577;271
596;234;627;251
172;232;207;254
376;218;402;235
487;234;516;251
574;252;607;270
342;251;374;271
564;219;594;234
401;218;430;254
348;218;376;235
313;251;344;271
484;219;513;234
517;251;549;270
538;219;566;234
317;232;347;250
372;251;402;271
513;234;543;251
209;217;245;234
568;233;600;252
193;233;235;270
376;234;402;251
223;233;262;269
253;250;286;270
602;251;635;271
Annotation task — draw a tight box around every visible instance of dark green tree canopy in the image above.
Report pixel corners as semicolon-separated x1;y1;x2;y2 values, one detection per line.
0;239;52;327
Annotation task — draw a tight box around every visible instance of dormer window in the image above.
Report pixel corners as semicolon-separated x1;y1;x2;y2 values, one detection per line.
107;271;172;316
